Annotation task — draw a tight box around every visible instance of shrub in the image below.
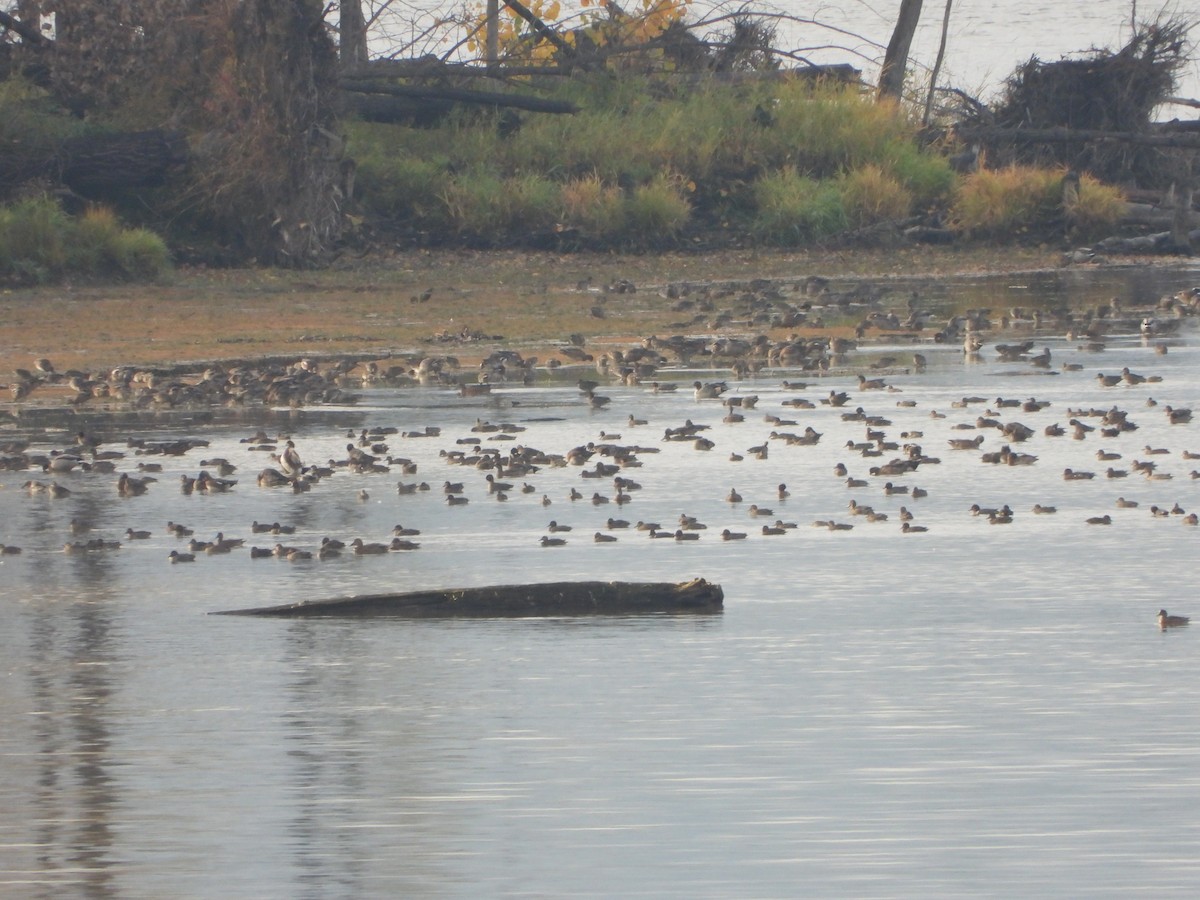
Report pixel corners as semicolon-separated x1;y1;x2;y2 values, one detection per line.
950;165;1121;239
839;165;913;228
767;84;917;177
753;168;846;245
625;173;692;243
886;143;956;207
560;174;628;238
0;198;69;281
952;166;1061;236
0;198;170;283
442;171;561;239
1069;173;1126;238
109;227;172;279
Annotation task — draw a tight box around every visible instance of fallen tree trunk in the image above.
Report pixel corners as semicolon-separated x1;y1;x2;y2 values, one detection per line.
1118;201;1200;229
956;124;1200;150
341;78;579;115
214;578;724;618
59;129;189;194
0;129;188;198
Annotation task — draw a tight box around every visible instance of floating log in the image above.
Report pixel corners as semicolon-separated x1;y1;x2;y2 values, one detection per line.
214;578;723;618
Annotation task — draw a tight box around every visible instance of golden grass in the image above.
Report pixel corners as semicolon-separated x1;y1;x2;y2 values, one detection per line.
0;245;1068;378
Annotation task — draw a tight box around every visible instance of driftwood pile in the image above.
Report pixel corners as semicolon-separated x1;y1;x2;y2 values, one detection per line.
960;19;1193;187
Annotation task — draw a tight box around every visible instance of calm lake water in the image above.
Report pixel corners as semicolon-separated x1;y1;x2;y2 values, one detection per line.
393;1;1200;108
3;263;1200;897
776;0;1200;106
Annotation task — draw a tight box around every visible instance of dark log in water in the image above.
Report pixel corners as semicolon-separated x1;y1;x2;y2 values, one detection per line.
213;578;723;618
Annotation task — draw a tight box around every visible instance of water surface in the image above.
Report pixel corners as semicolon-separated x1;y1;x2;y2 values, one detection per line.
3;264;1200;897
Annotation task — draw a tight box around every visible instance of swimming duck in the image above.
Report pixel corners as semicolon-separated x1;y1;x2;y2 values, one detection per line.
1158;610;1189;628
726;488;743;503
721;529;748;540
167;550;194;563
693;381;728;400
389;538;420;551
593;532;618;543
901;522;929;533
118;473;151;497
279;440;303;476
1165;406;1193;424
1086;515;1112;525
540;536;567;547
350;538;389;554
257;468;292;488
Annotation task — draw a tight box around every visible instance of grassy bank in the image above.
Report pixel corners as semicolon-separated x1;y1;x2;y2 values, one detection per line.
2;73;1128;283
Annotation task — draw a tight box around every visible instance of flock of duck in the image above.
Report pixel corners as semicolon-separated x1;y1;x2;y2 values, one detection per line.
3;281;1200;627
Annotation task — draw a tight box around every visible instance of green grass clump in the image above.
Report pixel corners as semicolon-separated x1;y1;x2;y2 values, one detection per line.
951;166;1122;239
753;168;846;245
885;143;956;206
0;198;170;283
951;166;1062;236
352;147;449;223
0;197;69;282
560;174;628;239
1068;173;1126;238
0;77;94;152
625;173;692;243
346;76;959;248
442;171;560;239
838;165;913;228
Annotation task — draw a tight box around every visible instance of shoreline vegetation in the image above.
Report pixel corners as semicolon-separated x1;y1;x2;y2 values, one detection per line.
3;6;1191;280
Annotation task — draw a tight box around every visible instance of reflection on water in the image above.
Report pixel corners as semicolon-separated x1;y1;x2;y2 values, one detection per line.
3;264;1200;896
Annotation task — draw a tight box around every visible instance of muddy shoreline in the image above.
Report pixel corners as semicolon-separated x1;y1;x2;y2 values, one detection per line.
1;246;1194;413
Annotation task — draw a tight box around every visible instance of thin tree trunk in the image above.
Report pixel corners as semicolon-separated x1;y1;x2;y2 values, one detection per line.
339;0;369;70
877;0;923;101
922;0;952;125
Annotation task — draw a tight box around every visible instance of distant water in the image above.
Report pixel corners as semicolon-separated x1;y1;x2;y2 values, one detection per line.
392;1;1200;110
773;0;1200;106
3;263;1200;896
